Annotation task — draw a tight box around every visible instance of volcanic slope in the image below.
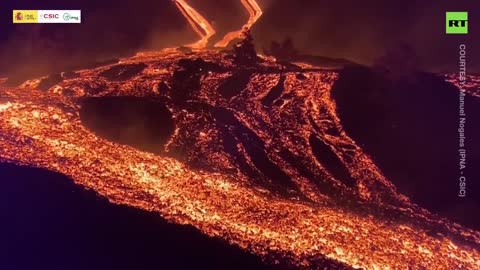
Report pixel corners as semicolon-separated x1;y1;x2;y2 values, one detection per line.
1;49;479;269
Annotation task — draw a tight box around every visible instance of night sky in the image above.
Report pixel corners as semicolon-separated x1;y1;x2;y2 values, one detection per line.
0;0;478;77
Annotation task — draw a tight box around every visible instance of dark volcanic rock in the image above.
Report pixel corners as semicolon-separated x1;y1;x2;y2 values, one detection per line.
37;73;64;91
309;134;356;188
99;63;147;81
0;163;286;270
79;97;174;154
212;107;301;197
217;70;254;99
262;75;286;107
332;65;480;229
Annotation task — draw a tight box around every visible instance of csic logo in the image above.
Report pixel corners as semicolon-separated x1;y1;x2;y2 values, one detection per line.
43;13;60;19
446;12;468;34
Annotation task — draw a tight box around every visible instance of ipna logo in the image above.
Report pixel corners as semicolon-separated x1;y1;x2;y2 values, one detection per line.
446;12;468;34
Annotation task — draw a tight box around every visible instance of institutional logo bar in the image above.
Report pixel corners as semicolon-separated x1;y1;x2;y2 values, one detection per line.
13;10;81;24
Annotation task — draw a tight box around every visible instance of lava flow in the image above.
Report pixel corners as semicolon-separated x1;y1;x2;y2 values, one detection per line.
1;50;480;269
214;0;263;48
174;0;263;48
174;0;216;49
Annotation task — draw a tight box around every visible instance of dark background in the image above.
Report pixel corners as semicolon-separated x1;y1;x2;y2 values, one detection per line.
0;163;286;270
0;0;478;79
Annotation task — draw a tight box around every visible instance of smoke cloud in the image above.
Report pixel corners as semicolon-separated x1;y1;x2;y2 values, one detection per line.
0;0;478;81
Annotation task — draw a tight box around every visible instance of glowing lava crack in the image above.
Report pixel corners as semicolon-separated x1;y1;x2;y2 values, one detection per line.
1;50;480;269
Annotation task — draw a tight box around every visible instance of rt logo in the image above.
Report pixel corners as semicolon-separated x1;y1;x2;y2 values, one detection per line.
446;12;468;34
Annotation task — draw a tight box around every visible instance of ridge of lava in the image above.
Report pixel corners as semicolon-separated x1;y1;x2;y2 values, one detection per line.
1;49;479;269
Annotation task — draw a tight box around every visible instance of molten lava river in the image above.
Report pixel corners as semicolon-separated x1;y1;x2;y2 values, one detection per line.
1;50;479;269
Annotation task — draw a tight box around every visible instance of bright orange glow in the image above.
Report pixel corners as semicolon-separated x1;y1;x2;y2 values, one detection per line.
214;0;263;48
1;51;480;269
174;0;216;49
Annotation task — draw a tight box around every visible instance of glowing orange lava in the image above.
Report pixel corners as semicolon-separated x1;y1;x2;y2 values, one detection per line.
214;0;263;48
174;0;216;49
1;51;480;269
